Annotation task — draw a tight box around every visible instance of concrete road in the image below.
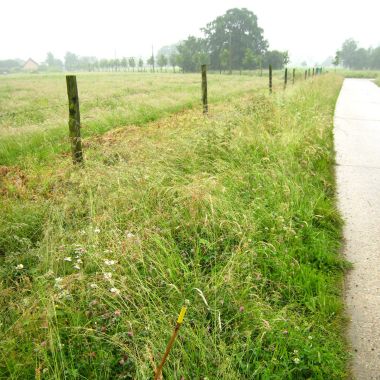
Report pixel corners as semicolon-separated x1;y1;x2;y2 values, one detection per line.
335;78;380;379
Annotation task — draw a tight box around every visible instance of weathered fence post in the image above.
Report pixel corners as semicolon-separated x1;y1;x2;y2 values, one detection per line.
201;64;208;114
305;70;307;80
269;64;273;94
292;68;295;85
66;75;83;164
284;68;288;89
308;68;311;78
312;68;315;77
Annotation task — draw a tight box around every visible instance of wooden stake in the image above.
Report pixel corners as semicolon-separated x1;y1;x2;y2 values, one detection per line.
201;64;208;114
154;305;187;380
292;68;295;84
66;75;83;164
269;64;273;94
284;67;288;89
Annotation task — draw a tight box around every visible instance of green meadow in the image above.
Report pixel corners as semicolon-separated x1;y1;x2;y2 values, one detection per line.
0;72;349;379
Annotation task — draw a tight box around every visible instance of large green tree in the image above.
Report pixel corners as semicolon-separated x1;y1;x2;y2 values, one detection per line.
202;8;268;71
340;39;359;69
263;50;285;70
176;36;208;72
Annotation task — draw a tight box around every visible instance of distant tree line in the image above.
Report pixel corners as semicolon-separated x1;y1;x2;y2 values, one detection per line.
61;53;146;72
1;8;290;74
0;59;23;72
335;39;380;70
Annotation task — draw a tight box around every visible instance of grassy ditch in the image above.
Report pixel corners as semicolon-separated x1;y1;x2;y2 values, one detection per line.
0;74;348;379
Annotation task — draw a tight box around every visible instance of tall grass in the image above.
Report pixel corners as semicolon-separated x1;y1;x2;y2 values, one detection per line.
0;72;287;166
0;74;348;379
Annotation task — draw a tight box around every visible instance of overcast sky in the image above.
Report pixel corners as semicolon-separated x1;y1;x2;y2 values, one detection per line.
1;0;379;65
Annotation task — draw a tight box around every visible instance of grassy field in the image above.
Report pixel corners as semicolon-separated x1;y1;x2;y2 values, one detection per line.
0;71;286;166
0;73;348;379
338;69;380;79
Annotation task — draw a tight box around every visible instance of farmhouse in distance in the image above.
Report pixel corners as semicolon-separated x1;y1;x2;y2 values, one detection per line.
22;58;39;71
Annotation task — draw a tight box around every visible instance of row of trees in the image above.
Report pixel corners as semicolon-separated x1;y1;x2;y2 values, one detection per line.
45;52;151;72
0;59;22;72
48;9;288;73
44;8;289;73
334;39;380;70
1;8;289;74
43;52;175;72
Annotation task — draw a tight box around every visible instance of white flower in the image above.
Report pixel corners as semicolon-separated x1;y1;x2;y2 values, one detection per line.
293;358;300;364
126;232;135;239
94;227;101;233
58;289;71;299
110;287;120;295
55;277;63;283
74;246;86;254
15;264;24;270
89;283;98;289
104;259;117;266
73;265;80;270
104;272;112;281
76;259;83;264
64;257;72;262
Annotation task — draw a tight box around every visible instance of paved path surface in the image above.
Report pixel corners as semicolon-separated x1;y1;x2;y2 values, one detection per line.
335;79;380;379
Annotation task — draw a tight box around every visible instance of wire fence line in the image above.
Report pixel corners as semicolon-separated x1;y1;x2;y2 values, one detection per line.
0;68;322;124
1;65;313;121
0;68;291;121
1;66;324;165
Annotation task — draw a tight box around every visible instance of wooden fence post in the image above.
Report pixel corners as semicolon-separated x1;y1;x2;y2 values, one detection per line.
305;70;307;80
292;68;295;84
284;68;288;89
201;64;208;114
269;64;273;94
312;68;315;77
66;75;83;164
